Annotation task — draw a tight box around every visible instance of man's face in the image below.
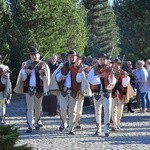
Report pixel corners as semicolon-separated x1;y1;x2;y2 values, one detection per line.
76;57;82;66
50;55;57;65
68;54;77;64
98;57;108;65
113;62;121;70
30;53;40;62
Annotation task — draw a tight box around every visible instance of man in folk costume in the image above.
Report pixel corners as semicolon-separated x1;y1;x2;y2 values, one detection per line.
51;50;90;135
0;55;12;124
111;58;131;131
74;53;92;129
88;53;116;137
14;47;50;133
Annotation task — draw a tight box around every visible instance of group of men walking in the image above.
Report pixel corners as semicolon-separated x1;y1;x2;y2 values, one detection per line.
1;47;150;137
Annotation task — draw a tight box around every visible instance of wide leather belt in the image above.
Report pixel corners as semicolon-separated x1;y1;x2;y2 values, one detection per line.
29;86;36;92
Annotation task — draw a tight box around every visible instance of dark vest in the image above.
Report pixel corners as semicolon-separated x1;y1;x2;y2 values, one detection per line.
23;62;44;93
0;76;5;92
112;77;127;99
58;62;81;93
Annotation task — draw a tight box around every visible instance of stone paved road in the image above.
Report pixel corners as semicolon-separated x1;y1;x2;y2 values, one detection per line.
5;96;150;150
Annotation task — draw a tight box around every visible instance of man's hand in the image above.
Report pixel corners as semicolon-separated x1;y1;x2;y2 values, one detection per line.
61;75;66;80
24;69;32;74
39;68;46;76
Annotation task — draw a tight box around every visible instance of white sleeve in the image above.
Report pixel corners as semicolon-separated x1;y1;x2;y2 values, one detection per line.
122;76;130;87
87;68;101;85
108;74;117;86
56;70;63;82
21;69;27;81
76;73;83;83
1;76;7;84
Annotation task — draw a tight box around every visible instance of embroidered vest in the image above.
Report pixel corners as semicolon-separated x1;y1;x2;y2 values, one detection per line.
70;65;81;93
112;77;127;100
58;62;81;93
23;63;44;93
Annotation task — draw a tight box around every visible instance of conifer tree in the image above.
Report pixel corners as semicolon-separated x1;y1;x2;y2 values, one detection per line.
0;0;11;57
0;125;32;150
83;0;120;57
113;0;150;60
11;0;87;56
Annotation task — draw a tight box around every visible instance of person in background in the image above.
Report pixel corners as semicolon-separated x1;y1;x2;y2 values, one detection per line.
48;54;59;76
59;53;67;64
133;60;150;113
14;47;50;133
122;61;135;113
48;54;59;115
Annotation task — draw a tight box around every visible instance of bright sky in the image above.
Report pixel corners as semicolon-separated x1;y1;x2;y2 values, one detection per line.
109;0;114;5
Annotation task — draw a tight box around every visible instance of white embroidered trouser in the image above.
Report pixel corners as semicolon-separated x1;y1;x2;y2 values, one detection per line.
93;93;112;134
25;93;43;129
111;97;124;128
59;92;78;132
0;92;6;122
75;94;84;125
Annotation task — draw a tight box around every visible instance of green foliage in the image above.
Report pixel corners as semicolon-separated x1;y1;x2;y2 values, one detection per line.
0;0;87;87
0;125;32;150
11;0;87;56
83;0;121;57
113;0;150;61
0;0;11;56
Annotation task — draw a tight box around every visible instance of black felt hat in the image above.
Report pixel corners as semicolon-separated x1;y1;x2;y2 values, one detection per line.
68;50;77;56
97;53;109;59
112;57;122;64
77;53;82;58
61;52;67;57
29;46;39;54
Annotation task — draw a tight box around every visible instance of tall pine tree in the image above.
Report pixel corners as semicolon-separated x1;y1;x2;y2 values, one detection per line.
113;0;150;61
11;0;87;56
83;0;120;57
0;0;11;59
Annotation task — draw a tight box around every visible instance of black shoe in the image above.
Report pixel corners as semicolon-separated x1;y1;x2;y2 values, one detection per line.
105;133;109;137
111;127;117;131
128;110;134;113
68;131;74;135
59;125;64;131
26;128;32;133
94;130;101;135
75;125;81;129
39;124;43;127
35;125;40;130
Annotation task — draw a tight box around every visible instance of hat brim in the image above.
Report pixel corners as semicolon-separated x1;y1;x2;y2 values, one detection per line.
112;61;121;64
30;52;39;54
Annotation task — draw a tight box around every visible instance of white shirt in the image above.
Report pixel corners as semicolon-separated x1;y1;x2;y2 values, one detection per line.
21;68;36;87
87;68;101;85
56;70;82;88
29;69;36;87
